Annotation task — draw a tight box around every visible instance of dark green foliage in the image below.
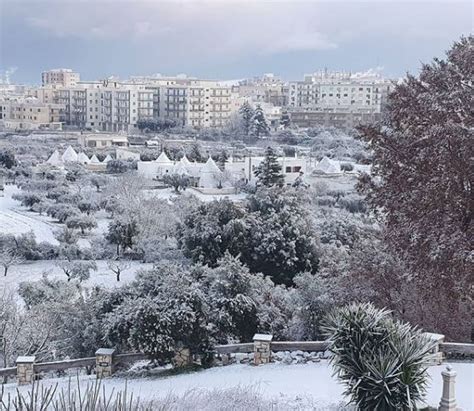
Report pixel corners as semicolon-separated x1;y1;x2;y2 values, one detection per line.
162;173;190;193
178;189;319;285
200;253;258;343
238;102;255;136
251;105;269;138
280;110;291;128
254;147;284;188
106;264;213;365
323;303;435;410
106;219;139;256
136;118;177;132
0;149;16;169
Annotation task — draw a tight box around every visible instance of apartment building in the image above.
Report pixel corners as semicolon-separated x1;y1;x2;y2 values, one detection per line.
236;73;288;106
42;69;80;87
32;75;232;131
288;70;392;112
0;97;64;130
287;70;392;128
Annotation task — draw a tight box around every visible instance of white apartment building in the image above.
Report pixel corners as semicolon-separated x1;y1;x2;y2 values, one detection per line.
42;69;80;87
288;70;392;113
32;76;232;131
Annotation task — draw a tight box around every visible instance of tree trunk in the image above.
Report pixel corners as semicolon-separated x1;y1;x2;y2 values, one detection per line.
116;271;120;282
4;266;7;276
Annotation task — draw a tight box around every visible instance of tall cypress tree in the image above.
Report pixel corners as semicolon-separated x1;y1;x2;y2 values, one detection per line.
254;146;284;187
239;102;254;136
280;110;291;128
251;105;270;138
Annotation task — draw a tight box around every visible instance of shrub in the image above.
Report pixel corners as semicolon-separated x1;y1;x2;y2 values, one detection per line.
323;303;435;410
340;162;354;172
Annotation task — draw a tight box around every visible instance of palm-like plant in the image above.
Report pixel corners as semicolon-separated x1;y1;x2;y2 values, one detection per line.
322;303;435;410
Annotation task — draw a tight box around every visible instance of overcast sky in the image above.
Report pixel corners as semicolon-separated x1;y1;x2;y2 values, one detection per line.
1;0;472;84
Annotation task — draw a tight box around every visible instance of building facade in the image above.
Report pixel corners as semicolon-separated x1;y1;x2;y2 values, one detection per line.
42;69;80;87
0;97;64;130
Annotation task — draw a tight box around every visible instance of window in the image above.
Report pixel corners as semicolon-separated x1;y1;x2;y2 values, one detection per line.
285;166;292;173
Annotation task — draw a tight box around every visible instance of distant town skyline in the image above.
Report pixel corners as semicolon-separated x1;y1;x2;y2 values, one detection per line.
1;0;472;85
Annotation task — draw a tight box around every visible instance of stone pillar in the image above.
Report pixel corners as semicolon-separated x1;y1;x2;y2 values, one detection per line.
438;365;458;411
95;348;115;378
173;347;192;367
16;356;35;385
253;333;273;365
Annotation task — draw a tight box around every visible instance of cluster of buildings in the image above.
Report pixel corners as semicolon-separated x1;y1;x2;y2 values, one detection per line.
0;68;393;132
137;150;368;192
45;145;112;172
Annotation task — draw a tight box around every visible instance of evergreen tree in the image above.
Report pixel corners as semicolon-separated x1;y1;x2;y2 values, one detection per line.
280;110;291;128
254;146;284;187
238;101;254;136
217;150;228;171
251;105;270;138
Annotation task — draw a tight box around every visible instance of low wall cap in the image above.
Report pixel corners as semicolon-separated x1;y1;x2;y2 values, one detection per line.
424;332;445;342
16;356;36;363
253;334;273;342
95;348;116;356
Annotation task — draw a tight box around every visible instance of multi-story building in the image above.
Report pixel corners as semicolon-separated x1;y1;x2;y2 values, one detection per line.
42;69;80;87
32;75;233;131
236;73;287;107
287;70;392;128
0;97;64;130
288;70;391;110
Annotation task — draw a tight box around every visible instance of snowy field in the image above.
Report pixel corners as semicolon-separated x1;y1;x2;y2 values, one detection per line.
1;362;473;409
0;185;59;244
0;260;153;295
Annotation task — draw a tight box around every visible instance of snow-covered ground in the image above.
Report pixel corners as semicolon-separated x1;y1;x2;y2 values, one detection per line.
0;260;153;295
0;185;60;244
1;362;472;409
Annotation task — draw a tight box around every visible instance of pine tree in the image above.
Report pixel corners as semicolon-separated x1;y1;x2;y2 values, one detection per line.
280;110;291;128
217;150;228;171
238;102;254;136
254;146;284;187
251;105;270;138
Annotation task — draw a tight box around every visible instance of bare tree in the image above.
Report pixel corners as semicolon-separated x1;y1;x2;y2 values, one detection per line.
107;259;131;282
0;249;24;276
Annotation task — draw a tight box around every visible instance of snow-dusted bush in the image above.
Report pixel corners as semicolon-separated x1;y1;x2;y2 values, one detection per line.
179;187;320;285
105;263;213;365
323;302;435;410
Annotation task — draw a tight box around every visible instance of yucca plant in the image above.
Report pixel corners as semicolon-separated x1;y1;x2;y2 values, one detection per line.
322;302;436;410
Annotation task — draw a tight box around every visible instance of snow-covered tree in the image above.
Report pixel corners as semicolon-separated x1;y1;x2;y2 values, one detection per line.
106;218;139;256
238;102;255;136
162;173;190;193
57;260;97;282
200;253;258;343
66;214;97;234
0;248;23;276
251;105;270;138
280;110;291;128
357;36;473;340
105;263;213;365
107;259;131;282
254;146;284;188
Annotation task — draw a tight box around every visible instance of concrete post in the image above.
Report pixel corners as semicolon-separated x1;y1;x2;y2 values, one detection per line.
16;356;36;385
95;348;115;378
438;365;458;411
253;333;273;365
